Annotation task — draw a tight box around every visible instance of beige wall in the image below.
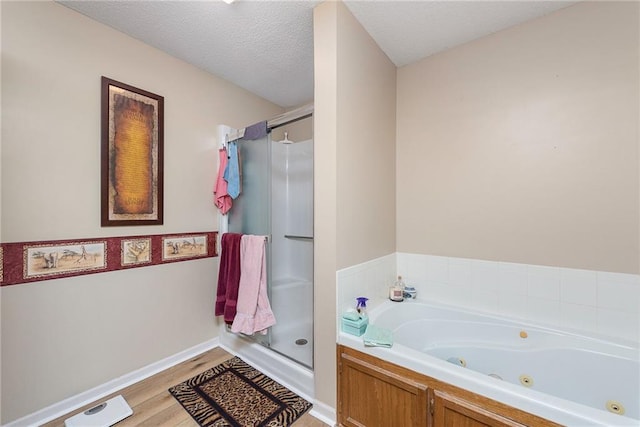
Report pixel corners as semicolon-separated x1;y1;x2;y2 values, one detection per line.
0;1;281;423
336;1;397;270
313;0;339;410
397;1;639;274
313;0;396;409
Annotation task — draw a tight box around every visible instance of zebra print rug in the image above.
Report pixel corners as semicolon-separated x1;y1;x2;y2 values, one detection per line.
169;356;312;426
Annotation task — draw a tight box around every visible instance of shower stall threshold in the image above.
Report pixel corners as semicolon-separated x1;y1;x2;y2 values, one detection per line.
219;328;314;402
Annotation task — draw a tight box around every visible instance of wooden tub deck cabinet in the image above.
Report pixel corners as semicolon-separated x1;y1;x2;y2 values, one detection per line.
337;345;562;427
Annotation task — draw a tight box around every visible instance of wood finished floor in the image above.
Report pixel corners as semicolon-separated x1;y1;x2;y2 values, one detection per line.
42;347;329;427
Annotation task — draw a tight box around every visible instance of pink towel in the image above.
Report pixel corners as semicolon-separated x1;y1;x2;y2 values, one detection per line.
231;235;276;335
214;148;232;214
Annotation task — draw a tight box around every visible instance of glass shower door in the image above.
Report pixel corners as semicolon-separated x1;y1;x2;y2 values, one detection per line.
227;132;314;368
227;134;271;348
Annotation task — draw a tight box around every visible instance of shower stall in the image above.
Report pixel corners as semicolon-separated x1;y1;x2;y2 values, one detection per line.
218;105;314;395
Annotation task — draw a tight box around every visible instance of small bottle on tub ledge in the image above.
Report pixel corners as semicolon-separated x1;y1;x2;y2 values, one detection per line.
404;285;417;300
389;275;405;302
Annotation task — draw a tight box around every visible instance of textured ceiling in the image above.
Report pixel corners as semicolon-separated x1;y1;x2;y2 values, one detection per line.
58;0;577;108
344;1;578;67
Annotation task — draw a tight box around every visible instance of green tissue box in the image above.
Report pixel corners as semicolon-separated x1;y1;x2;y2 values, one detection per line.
341;315;368;336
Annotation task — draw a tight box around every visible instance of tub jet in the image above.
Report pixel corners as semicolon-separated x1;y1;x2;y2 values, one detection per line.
519;374;534;387
447;357;467;367
606;400;625;415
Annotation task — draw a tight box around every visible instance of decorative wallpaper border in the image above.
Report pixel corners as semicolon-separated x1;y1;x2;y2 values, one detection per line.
0;231;217;287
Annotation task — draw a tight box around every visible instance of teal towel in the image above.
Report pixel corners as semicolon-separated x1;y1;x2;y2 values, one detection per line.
363;324;393;348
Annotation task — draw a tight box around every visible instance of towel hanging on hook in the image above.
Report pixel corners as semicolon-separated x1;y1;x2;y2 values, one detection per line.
243;121;268;140
224;141;241;199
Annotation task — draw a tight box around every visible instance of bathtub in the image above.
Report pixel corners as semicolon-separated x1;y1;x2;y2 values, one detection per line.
338;299;639;426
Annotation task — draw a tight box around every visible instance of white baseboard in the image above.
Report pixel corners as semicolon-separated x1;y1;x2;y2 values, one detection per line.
310;400;337;426
3;338;220;427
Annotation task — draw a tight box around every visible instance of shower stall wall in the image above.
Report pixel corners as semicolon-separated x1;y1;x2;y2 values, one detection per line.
269;137;313;368
219;108;314;373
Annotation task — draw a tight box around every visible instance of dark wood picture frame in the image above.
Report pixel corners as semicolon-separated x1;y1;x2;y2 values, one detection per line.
101;77;164;226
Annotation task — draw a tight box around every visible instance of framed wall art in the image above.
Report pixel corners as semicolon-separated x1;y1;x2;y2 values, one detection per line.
101;77;164;226
162;235;208;261
23;241;107;280
121;238;152;266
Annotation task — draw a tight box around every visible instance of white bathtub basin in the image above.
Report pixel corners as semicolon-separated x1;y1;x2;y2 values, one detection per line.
338;299;639;426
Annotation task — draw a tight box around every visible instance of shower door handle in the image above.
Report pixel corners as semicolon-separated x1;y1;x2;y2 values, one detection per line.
284;235;314;241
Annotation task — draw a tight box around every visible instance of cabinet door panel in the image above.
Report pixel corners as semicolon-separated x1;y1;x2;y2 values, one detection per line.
338;352;428;427
432;390;527;427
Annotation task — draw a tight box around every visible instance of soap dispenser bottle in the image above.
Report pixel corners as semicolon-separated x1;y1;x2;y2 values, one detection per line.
356;297;369;317
389;275;405;302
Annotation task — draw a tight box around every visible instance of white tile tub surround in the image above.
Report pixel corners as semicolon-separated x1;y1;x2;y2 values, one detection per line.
338;253;639;343
336;253;396;321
